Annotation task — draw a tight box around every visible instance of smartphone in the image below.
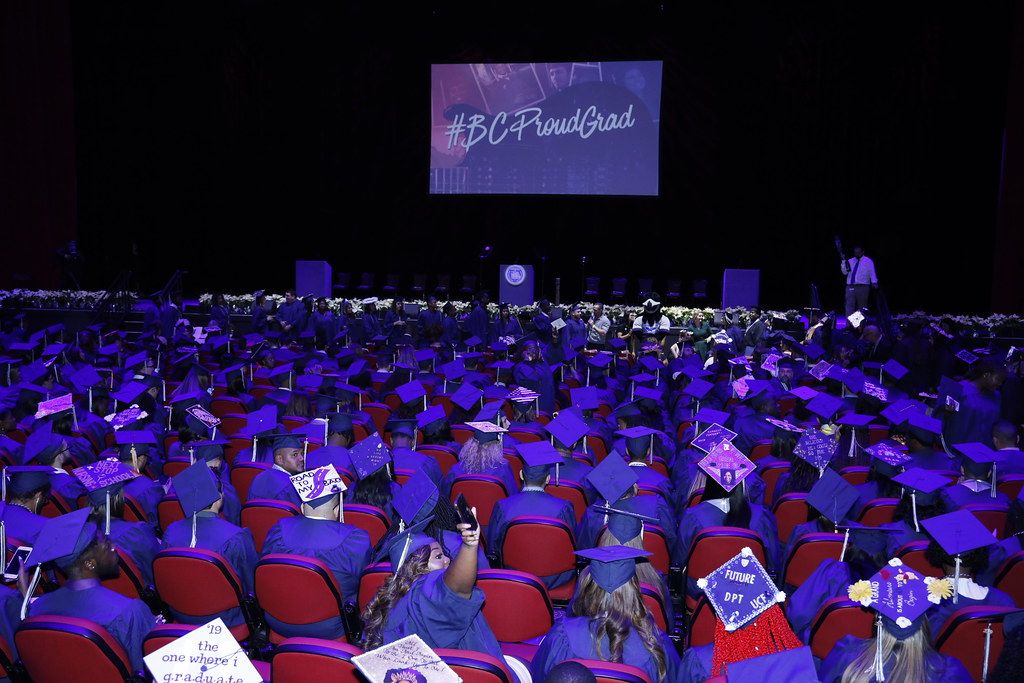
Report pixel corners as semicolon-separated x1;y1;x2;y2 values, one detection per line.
454;494;478;532
3;546;31;582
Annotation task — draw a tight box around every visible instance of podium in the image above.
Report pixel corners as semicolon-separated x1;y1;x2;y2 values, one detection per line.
499;264;534;306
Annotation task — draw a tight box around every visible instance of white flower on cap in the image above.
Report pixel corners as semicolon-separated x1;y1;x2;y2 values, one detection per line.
697;578;708;590
895;617;912;629
740;547;753;557
888;558;903;567
775;591;787;603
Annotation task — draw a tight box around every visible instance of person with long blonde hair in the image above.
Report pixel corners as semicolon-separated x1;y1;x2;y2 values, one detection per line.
440;421;518;499
529;547;679;683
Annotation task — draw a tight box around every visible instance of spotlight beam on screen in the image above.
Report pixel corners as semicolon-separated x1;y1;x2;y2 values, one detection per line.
429;61;662;196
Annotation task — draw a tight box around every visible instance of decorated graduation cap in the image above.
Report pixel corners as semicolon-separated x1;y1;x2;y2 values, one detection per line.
807;468;859;530
575;546;651;593
516;439;563;483
34;393;76;429
290;463;346;509
793;428;839;472
393;468;438;530
953;442;1001;496
546;411;589;450
22;508;98;616
865;440;911;478
805;393;843;422
847;558;954;682
466;420;506;445
691;423;738;454
697;440;755;493
921;509;996;605
450;383;484;412
892;467;948;532
697;547;786;632
387;517;435;569
349;433;392;480
73;459;138;533
765;417;804;434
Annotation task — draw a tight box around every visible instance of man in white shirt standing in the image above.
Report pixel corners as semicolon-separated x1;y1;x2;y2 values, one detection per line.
840;245;878;315
586;303;611;349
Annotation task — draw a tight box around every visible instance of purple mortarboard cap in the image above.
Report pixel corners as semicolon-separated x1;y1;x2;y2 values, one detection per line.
482;385;509;402
395;380;426;406
879;398;923;426
268;363;294;385
489;341;509;353
892;467;948;505
489;360;515;372
466;420;506;443
607;337;626;350
906;412;942;436
801;343;826;361
765;417;804;433
24;508;96;572
545;411;589;449
349;433;391;479
393;468;438;526
516;440;564;469
6;466;55;496
464;336;482;348
860;381;890;404
682;379;714;400
111;381;148;405
587;353;614;369
956;349;979;365
461;352;484;362
697;440;755;492
571;387;600;411
953;442;1001;479
726;646;818;681
807;468;859;524
174;461;221;518
693;408;731;427
34;393;74;421
9;342;38;353
416;405;447;432
587;453;639;503
829;366;866;393
921;509;996;556
937;376;964;404
341;359;367;378
414;349;436;363
837;413;874;428
786;387;819;403
794;428;839;469
638;356;662;373
700;549;782;631
629;372;657;385
114;430;157;447
237;405;279;438
806;393;843;421
727;356;750;367
68;365;103;392
473;401;504;423
387;517;435;569
386;420;416;439
169;391;203;408
271;433;305;452
633;386;661;403
866;440;911;469
122;352;149;370
740;379;773;402
615;426;659;439
681;366;713;380
882;359;909;381
438;360;466;382
105;406;148;431
295;374;324;391
575;546;652;593
691;424;738;453
188;439;230;463
864;560;935;635
605;507;644;543
450;383;483;411
73;459;138;506
97;343;120;356
808;360;832;382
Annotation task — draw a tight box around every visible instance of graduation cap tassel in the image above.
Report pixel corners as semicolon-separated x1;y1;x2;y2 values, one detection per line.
991;463;997;499
841;528;850;563
847;429;856;459
130;444;139;473
190;513;198;549
983;622;993;683
874;614;886;681
104;491;111;535
1;520;6;569
21;566;41;620
911;491;920;533
953;555;961;605
88;388;93;414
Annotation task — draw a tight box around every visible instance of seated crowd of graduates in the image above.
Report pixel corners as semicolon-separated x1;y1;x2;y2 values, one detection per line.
0;296;1021;683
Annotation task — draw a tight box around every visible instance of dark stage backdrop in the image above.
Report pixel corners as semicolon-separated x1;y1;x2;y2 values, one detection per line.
49;2;1017;312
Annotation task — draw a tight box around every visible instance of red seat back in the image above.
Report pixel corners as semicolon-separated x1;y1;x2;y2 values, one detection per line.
344;504;391;546
362;403;391;434
587;433;610;462
436;649;514;683
567;659;653;683
153;548;252;640
509;428;544;444
122;492;149;525
143;624;198;655
935;606;1017;682
450;475;509;525
639;583;669;633
357;563;393;613
895;540;944;578
450;424;472;444
771;493;810;542
759;460;791;507
642;525;671;575
157;495;185;533
230;461;271;502
808;598;874;660
162;457;191;479
101;547;149;601
501;516;576;578
211;398;246;419
839;466;870;486
16;615;134;683
545;480;588;523
687;595;716;648
477;569;553;642
242;499;301;552
256;555;348;644
867;424;889;445
994;550;1024;606
855;497;898;526
965;504;1009;539
418;445;459;475
997;474;1024;500
273;638;364;683
749;440;773;462
782;532;844;587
